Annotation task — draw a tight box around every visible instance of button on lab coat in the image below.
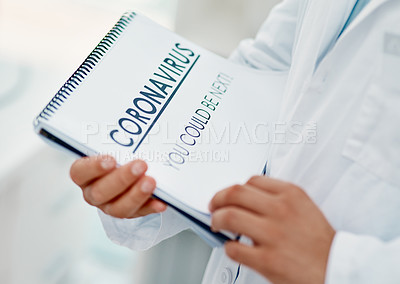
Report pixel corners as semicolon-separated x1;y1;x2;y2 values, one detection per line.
99;0;400;283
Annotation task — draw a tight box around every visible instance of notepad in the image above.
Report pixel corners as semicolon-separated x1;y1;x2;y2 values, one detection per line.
34;12;287;246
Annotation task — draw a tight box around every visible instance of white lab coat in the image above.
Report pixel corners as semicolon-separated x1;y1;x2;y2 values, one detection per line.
99;0;400;283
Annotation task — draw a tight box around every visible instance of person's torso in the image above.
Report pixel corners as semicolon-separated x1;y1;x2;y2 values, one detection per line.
272;0;400;241
203;0;400;283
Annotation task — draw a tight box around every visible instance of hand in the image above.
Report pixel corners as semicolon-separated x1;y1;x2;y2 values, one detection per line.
209;176;335;284
70;155;167;218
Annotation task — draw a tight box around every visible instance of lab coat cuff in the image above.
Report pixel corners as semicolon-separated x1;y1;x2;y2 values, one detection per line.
98;207;191;251
153;206;192;245
98;209;163;251
325;231;367;284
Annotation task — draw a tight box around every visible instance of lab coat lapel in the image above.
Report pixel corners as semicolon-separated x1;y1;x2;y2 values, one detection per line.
280;0;354;121
338;0;392;40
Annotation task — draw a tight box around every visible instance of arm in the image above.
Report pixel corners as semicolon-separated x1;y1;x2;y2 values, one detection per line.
69;155;186;251
230;0;302;71
70;156;219;250
70;0;303;251
209;176;335;284
98;206;190;251
210;176;400;284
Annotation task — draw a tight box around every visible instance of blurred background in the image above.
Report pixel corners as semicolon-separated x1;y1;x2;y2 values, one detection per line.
0;0;280;283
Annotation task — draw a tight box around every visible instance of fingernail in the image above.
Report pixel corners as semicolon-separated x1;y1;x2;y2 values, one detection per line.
155;202;166;212
141;180;154;194
101;158;115;170
131;161;146;176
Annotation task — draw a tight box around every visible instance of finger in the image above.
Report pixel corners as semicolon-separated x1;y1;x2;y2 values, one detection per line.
70;155;116;187
100;176;161;218
83;159;147;206
225;241;265;273
130;199;168;218
246;176;291;194
209;184;276;215
211;207;269;244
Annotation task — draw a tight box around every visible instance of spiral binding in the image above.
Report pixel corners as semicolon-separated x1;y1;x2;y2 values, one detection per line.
34;11;136;125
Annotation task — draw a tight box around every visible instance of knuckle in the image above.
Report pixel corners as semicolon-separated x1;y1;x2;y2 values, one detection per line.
267;252;285;276
69;165;78;183
259;249;276;271
115;167;134;187
285;181;296;188
260;219;284;244
82;189;94;206
82;193;92;205
260;220;271;236
286;182;302;194
224;185;242;202
69;159;84;184
225;243;239;260
70;172;79;185
87;186;106;205
268;225;284;243
280;184;303;205
247;175;261;185
101;204;120;218
275;200;290;217
70;157;98;185
110;208;126;219
128;189;145;206
220;209;237;227
133;207;151;218
100;204;111;214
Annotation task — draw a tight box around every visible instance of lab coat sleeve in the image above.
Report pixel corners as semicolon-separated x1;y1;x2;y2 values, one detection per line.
325;231;400;284
229;0;301;71
98;207;190;251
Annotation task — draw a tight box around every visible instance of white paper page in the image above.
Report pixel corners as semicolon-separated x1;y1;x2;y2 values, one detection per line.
44;13;286;214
